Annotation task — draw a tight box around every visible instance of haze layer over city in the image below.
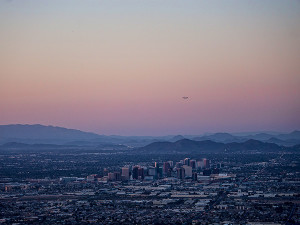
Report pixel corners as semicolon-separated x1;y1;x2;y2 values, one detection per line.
0;1;299;224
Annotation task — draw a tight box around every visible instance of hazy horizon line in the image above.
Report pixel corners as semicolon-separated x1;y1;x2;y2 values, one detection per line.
0;123;298;137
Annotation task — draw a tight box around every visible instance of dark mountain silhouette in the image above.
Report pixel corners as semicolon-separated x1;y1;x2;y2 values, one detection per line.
193;132;240;143
277;130;300;140
245;131;300;146
0;124;174;146
247;133;274;141
1;124;299;147
139;139;225;153
265;137;289;146
264;137;300;146
169;135;185;142
0;124;101;144
225;139;283;152
139;139;288;153
191;131;300;146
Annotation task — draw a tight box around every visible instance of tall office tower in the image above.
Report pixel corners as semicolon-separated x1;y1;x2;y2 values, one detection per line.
114;172;121;181
155;162;160;179
167;161;174;167
138;167;144;180
108;172;116;181
159;167;163;177
203;158;210;169
183;158;190;166
175;162;182;168
132;166;139;180
163;162;171;175
196;160;204;168
192;172;198;181
148;167;156;177
183;165;193;177
122;167;130;180
190;160;196;169
177;167;185;179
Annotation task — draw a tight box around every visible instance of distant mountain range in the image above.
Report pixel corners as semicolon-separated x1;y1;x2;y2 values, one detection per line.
0;124;299;150
138;139;292;153
0;124;172;147
0;124;100;143
191;131;300;146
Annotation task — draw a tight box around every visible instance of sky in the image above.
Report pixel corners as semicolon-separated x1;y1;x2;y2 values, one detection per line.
0;0;300;135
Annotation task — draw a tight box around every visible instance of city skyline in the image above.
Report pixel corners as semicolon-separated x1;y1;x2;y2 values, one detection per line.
1;0;300;135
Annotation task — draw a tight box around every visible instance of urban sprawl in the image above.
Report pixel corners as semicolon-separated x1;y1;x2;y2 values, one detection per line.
0;150;299;224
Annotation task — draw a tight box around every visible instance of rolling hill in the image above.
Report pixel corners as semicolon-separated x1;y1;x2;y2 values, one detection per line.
138;139;287;153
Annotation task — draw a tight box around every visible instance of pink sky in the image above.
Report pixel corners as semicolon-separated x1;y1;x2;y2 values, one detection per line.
0;1;299;135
